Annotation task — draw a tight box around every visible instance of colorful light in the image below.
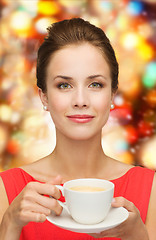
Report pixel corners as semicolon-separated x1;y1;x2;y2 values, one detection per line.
121;32;140;50
115;13;131;30
0;0;156;170
121;75;141;98
19;0;38;17
35;17;56;34
111;101;133;124
142;62;156;88
10;11;32;37
105;26;117;42
138;23;153;39
58;0;86;8
0;104;12;123
146;90;156;108
6;139;20;155
126;125;139;144
0;125;8;155
138;120;154;137
37;1;60;16
114;95;124;106
115;140;129;152
137;40;154;61
100;1;113;11
139;136;156;169
127;1;144;16
118;151;134;165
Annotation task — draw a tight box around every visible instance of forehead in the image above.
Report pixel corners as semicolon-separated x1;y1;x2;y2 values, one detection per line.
47;43;111;77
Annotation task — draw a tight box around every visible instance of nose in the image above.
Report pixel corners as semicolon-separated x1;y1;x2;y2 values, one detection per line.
72;87;89;109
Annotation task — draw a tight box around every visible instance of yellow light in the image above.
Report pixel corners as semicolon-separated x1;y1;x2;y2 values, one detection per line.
38;1;60;16
140;136;156;169
106;27;117;42
0;104;12;123
119;152;134;165
116;13;131;31
120;75;141;98
137;41;154;61
0;125;8;155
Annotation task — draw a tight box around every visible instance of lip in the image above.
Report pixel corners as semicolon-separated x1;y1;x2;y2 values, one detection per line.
67;115;94;123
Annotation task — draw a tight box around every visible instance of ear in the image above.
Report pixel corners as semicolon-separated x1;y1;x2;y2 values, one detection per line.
38;88;49;110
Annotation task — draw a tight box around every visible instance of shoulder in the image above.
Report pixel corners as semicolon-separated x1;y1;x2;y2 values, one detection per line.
123;165;155;188
0;167;34;182
0;167;36;205
145;173;156;240
106;157;133;180
117;163;155;179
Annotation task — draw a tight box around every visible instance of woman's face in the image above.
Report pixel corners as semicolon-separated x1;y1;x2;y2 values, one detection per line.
40;43;114;140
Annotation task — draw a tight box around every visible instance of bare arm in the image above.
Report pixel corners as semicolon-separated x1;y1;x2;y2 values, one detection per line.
0;177;9;223
0;177;21;240
145;173;156;240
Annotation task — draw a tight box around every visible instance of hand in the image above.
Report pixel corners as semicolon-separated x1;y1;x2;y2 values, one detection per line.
4;175;64;229
89;197;149;240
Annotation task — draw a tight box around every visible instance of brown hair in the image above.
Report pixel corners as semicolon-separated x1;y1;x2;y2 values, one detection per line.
36;18;118;93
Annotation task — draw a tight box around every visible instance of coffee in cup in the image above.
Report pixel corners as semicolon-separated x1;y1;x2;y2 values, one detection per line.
69;186;105;192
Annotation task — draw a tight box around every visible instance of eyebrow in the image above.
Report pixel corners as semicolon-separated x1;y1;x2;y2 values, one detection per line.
53;74;107;81
54;75;72;80
87;75;107;80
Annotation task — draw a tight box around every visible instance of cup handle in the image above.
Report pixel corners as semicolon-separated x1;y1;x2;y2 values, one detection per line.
55;185;70;214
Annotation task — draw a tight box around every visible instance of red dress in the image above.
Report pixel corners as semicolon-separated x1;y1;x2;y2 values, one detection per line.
0;166;154;240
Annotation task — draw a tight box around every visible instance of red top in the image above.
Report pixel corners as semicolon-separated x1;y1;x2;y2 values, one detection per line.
0;166;154;240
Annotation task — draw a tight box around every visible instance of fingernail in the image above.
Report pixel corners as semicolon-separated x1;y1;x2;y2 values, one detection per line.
112;198;116;203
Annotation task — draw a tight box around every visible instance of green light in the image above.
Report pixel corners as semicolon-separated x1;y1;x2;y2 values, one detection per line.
142;62;156;88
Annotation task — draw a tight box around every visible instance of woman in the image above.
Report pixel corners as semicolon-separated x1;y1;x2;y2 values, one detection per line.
0;18;155;240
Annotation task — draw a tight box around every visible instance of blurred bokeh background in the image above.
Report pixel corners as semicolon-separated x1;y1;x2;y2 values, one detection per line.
0;0;156;172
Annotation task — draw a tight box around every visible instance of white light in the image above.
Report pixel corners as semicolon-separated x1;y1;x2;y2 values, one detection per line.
114;95;124;106
10;11;32;31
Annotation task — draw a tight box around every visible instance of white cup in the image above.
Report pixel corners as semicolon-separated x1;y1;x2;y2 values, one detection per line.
56;178;114;225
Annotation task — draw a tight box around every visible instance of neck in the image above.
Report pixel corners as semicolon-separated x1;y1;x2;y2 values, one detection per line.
50;131;108;179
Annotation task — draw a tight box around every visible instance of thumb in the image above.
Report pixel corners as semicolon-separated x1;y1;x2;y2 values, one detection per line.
111;197;136;213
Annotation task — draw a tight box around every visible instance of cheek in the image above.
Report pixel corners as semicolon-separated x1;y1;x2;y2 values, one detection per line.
48;93;69;113
92;93;111;113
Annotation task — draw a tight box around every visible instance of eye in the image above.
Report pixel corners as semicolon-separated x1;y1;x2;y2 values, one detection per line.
89;82;103;88
58;83;72;89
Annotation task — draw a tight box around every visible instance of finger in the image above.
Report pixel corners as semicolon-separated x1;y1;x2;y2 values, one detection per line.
26;182;61;199
111;197;136;212
22;201;51;216
20;210;47;223
34;193;63;215
89;221;126;239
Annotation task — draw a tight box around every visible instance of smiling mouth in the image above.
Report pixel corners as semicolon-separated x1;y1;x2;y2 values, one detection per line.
67;115;94;123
